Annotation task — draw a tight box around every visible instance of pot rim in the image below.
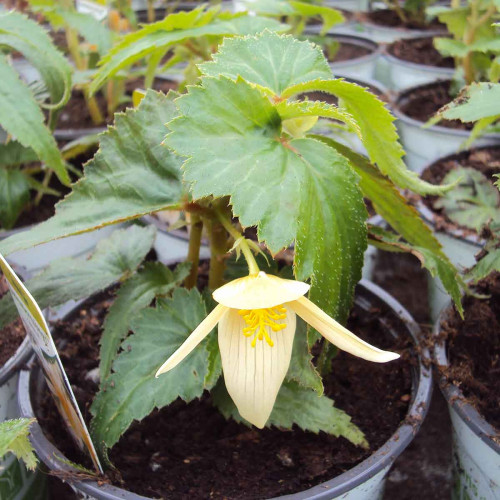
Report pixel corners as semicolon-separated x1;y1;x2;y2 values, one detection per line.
393;81;500;138
382;37;455;74
416;143;500;247
18;279;432;500
0;336;33;387
433;305;500;454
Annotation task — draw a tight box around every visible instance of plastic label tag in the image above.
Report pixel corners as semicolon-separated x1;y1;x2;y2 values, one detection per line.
76;0;109;21
0;255;103;474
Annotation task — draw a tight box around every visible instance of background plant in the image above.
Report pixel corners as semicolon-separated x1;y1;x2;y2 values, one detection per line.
0;12;72;229
432;0;500;85
380;0;438;27
0;32;464;468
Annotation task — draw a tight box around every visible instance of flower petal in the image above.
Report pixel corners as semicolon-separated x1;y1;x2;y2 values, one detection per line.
218;307;296;428
290;296;400;363
213;271;310;309
155;304;228;377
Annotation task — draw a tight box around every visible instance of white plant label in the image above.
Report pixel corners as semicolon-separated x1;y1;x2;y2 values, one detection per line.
76;0;109;21
0;254;103;474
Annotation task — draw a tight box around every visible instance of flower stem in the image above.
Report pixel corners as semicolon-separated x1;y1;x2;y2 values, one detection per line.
184;214;203;289
207;219;229;290
216;210;260;275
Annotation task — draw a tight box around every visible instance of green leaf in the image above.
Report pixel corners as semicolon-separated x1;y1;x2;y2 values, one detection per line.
0;167;30;229
99;261;190;381
214;380;367;447
0;56;69;184
59;11;112;55
430;6;468;38
286;318;323;394
90;288;212;451
200;32;447;196
199;31;332;95
0;418;37;471
0;11;72;109
434;167;500;234
436;83;500;122
90;10;287;94
0;225;156;329
167;76;367;322
467;246;500;282
0;141;38;167
368;226;464;317
289;1;344;34
283;78;450;196
0;90;183;257
434;37;469;57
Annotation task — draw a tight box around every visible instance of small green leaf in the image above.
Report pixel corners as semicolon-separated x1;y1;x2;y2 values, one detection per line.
0;418;37;471
214;380;367;447
434;167;500;234
199;31;332;95
91;289;213;452
286;318;323;394
0;225;156;329
90;10;287;94
0;90;184;257
436;83;500;122
99;261;190;381
0;56;69;184
0;167;30;229
0;141;38;167
467;247;500;282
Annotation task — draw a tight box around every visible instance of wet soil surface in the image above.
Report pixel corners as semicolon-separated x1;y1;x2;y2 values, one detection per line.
388;37;453;68
53;78;178;131
420;146;500;236
365;9;446;31
373;252;452;499
438;272;500;433
0;275;25;366
398;80;471;130
40;285;412;499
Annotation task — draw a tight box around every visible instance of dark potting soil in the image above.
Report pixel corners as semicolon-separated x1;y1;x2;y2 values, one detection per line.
420;146;500;236
372;251;453;499
329;41;372;63
365;9;445;31
388;37;454;68
438;272;500;433
398;80;472;131
39;287;413;499
54;78;178;131
0;275;25;366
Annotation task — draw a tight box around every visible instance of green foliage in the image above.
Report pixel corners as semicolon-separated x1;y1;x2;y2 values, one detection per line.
431;83;500;146
433;0;500;83
90;7;287;94
214;380;368;448
0;168;31;229
434;167;500;234
0;418;37;471
0;90;184;256
467;245;500;282
91;289;213;453
99;261;190;381
0;225;156;329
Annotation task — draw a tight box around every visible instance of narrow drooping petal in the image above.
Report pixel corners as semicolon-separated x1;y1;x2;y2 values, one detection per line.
290;296;400;363
155;304;228;377
218;306;296;428
213;271;310;309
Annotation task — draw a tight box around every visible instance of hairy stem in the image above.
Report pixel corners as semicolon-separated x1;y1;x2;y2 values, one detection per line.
184;214;203;289
207;219;229;290
147;0;155;23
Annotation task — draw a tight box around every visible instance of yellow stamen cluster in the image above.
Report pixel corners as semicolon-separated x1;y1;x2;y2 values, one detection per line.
239;306;287;347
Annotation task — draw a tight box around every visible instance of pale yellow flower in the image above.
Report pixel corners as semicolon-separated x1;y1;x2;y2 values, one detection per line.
156;272;399;428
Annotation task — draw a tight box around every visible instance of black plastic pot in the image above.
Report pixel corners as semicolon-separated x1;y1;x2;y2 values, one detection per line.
18;279;432;499
434;307;500;499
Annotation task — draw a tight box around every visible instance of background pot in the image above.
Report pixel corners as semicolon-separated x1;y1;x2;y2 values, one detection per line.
377;39;454;91
0;223;127;274
434;309;500;499
18;279;432;500
326;34;381;81
417;201;483;322
0;336;46;499
393;83;500;173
